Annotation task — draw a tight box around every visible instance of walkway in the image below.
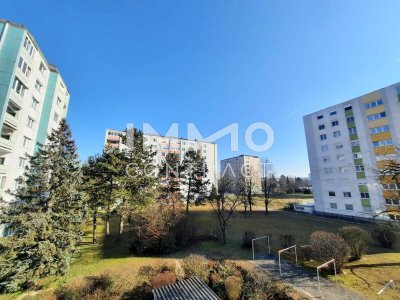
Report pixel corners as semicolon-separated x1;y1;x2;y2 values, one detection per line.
251;254;368;300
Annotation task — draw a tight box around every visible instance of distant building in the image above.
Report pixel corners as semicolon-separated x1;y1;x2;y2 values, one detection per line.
220;154;261;192
304;82;400;220
105;129;218;189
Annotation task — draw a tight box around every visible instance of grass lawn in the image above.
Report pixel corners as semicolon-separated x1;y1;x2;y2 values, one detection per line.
2;194;399;300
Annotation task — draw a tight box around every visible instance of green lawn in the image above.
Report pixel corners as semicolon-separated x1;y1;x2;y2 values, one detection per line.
2;196;399;300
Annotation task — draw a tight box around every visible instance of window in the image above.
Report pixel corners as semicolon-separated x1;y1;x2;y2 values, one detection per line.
6;101;21;118
344;105;352;111
367;112;386;121
329;191;336;196
318;124;325;130
24;37;36;59
346;116;355;123
372;139;393;147
360;192;370;199
365;99;383;109
355;165;364;172
330;111;337;116
32;98;39;110
57;97;62;107
23;136;32;148
348;127;357;134
18;57;31;77
345;204;354;211
18;157;26;168
0;157;5;165
351;141;359;147
39;62;46;74
27;117;34;129
317;115;323;120
53;113;59;123
12;77;26;97
320;134;327;141
369;125;390;134
322;156;329;163
321;145;329;152
332;120;339;126
343;192;352;197
333;131;341;138
335;143;343;149
35;80;43;92
339;167;347;173
353;153;362;159
0;176;6;189
325;167;333;174
330;203;338;209
337;154;345;161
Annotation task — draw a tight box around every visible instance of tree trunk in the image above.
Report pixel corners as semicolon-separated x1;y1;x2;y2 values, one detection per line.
222;227;226;245
118;215;124;240
106;217;110;237
92;210;97;244
265;200;269;214
186;179;191;214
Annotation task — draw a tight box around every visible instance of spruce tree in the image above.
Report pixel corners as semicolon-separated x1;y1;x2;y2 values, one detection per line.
159;152;182;214
0;119;85;292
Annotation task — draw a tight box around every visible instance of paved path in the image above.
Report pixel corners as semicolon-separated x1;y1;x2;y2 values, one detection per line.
251;255;368;300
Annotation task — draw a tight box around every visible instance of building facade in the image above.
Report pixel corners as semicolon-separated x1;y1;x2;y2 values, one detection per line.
220;155;261;192
304;83;400;220
0;20;70;205
105;129;218;188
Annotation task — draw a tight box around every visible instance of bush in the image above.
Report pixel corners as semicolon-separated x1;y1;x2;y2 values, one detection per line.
280;235;295;249
122;282;152;300
224;275;243;300
299;245;313;261
372;226;396;248
55;275;113;300
310;231;350;272
338;226;369;260
242;231;256;248
150;271;177;288
182;255;210;282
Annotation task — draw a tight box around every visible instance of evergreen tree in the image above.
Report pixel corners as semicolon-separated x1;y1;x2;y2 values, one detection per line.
0;119;85;292
159;152;182;214
180;150;210;214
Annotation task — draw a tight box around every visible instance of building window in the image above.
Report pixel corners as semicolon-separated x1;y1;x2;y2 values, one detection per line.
0;176;6;189
346;116;355;123
351;141;359;147
27;117;34;129
39;62;46;74
331;120;339;126
12;77;27;97
53;113;59;123
325;168;333;174
333;131;341;138
35;80;43;92
335;143;343;149
372;139;393;148
345;204;354;211
367;112;386;121
330;111;337;116
24;37;36;58
318;124;325;130
348;127;357;134
339;167;347;173
32;98;39;110
0;157;5;165
330;203;338;209
317;115;323;120
369;125;390;134
337;154;345;161
329;191;336;196
320;134;327;141
343;192;352;197
364;99;383;109
23;136;32;148
18;57;31;78
57;97;62;107
322;156;329;163
360;192;370;199
321;145;329;152
344;105;352;111
355;165;365;172
353;153;362;159
18;157;26;168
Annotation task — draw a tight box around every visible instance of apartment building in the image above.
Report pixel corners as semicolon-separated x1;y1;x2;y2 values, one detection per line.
220;155;261;193
0;20;70;203
105;129;218;188
304;82;400;220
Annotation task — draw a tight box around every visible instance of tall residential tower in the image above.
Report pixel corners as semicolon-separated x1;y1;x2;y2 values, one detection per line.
304;83;400;220
0;20;70;202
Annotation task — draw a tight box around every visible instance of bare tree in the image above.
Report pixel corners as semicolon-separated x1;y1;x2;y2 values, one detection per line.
209;176;241;244
261;159;279;214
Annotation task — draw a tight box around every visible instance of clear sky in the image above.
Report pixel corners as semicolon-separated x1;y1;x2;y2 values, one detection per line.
3;0;400;177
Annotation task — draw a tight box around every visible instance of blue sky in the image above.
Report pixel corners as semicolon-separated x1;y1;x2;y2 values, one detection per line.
3;0;400;177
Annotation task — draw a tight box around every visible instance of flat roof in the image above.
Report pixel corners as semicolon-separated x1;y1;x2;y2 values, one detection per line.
221;154;260;161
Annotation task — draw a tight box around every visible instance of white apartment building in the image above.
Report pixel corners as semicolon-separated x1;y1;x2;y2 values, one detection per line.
220;155;261;193
105;129;218;189
304;82;400;220
0;20;70;235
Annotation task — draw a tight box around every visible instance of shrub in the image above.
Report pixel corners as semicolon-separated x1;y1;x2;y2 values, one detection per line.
122;282;152;300
299;245;313;261
242;231;256;248
182;255;210;281
280;235;295;249
55;275;113;300
150;271;177;288
338;226;369;260
372;226;396;248
310;231;350;272
224;275;243;300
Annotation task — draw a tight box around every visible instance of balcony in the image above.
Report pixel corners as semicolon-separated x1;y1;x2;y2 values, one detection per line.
0;163;9;174
0;124;16;155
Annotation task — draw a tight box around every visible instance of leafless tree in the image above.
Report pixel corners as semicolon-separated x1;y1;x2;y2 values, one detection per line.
261;158;279;214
